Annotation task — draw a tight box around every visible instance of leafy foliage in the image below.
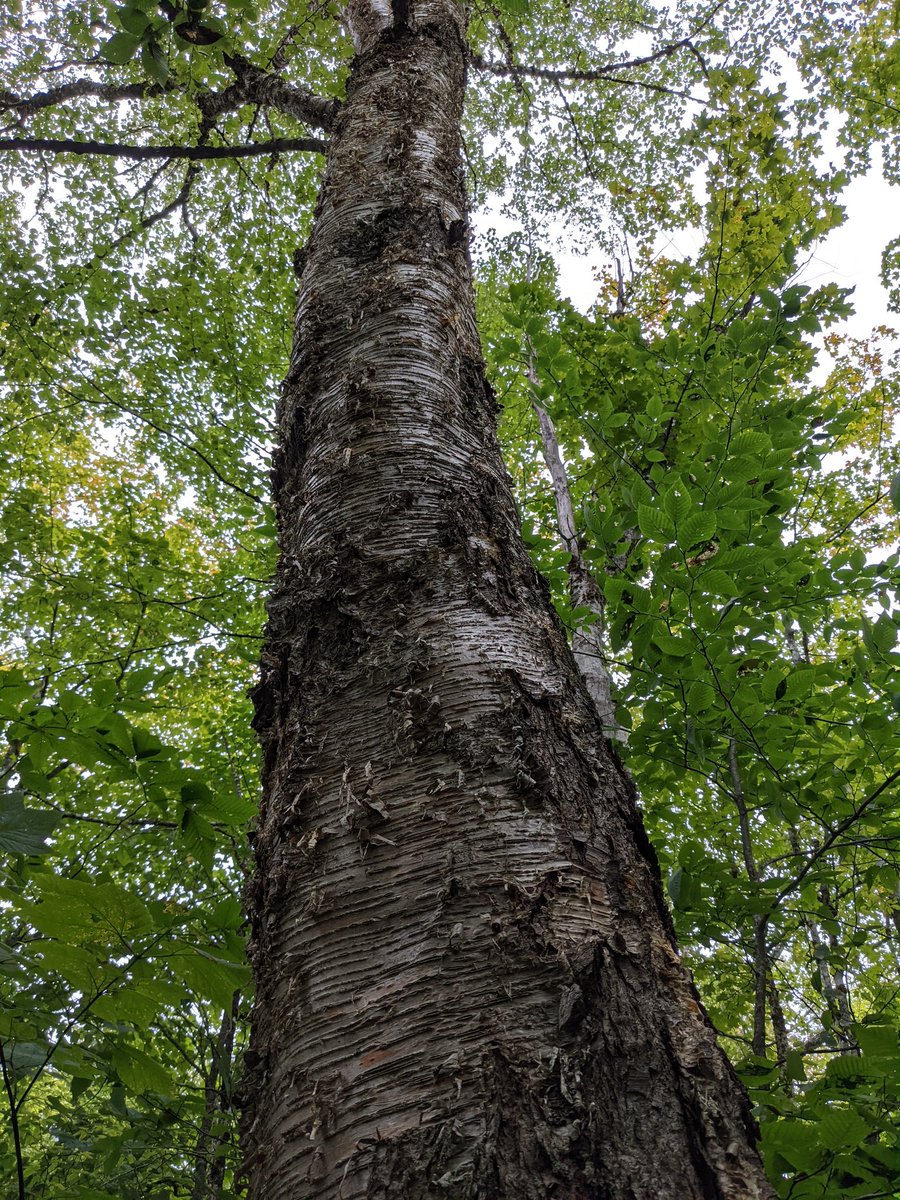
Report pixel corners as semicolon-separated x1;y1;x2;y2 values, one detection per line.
1;0;899;1195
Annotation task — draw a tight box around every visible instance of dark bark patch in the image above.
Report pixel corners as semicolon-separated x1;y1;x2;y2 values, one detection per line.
446;218;467;248
344;205;412;264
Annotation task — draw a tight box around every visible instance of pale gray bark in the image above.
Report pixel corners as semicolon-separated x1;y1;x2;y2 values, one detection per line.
242;2;774;1196
527;364;625;743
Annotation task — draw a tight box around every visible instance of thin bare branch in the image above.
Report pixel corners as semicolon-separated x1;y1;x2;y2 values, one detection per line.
776;766;900;905
471;33;701;85
0;135;327;160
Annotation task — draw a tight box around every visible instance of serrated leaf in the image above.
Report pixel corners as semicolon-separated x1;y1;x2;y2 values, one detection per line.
784;1049;806;1081
15;875;156;943
686;680;716;711
5;1041;51;1078
170;942;250;1009
825;1052;885;1082
854;1023;899;1058
724;456;762;484
818;1107;873;1150
730;429;771;457
33;941;105;991
92;987;164;1026
181;807;216;870
784;667;816;699
872;612;897;654
698;568;738;597
679;510;716;548
637;504;675;542
654;631;692;657
663;490;691;526
667;865;701;910
762;1120;821;1171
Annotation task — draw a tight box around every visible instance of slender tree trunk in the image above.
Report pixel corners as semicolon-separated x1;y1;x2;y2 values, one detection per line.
242;3;773;1196
526;358;624;743
191;993;239;1200
728;739;769;1057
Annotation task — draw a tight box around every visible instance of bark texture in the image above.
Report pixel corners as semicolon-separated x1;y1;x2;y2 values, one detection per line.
243;2;775;1196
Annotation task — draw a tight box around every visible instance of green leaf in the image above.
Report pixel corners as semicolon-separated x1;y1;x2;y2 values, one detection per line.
784;1049;806;1081
667;865;702;910
763;1120;821;1171
170;943;250;1009
5;1041;51;1078
854;1023;899;1058
181;807;216;870
872;612;897;654
818;1107;873;1150
730;429;771;457
117;5;151;35
637;504;675;542
142;40;169;85
654;631;692;657
112;1044;175;1096
890;470;900;513
663;490;691;526
15;874;155;943
678;510;716;548
698;568;738;597
92;986;165;1026
686;680;716;711
0;790;58;855
784;667;816;699
101;31;141;64
33;940;104;991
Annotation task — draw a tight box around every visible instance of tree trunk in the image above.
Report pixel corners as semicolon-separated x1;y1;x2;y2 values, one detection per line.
242;2;774;1196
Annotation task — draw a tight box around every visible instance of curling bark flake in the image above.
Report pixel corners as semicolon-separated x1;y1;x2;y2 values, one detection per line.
243;0;774;1196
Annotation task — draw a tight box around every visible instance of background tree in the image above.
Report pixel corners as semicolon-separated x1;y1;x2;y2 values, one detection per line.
0;0;898;1196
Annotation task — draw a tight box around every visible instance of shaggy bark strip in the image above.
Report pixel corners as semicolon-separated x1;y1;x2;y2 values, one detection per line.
243;1;775;1196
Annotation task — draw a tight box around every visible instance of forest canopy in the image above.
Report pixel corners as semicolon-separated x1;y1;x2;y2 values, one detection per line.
0;0;899;1195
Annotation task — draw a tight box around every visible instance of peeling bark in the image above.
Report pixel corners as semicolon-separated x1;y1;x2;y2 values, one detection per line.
241;3;773;1196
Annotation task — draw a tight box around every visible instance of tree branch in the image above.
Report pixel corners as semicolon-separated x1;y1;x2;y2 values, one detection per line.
0;80;162;120
471;34;701;85
0;59;338;132
113;160;201;248
0;1038;25;1200
209;53;340;130
0;135;327;159
776;766;900;905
